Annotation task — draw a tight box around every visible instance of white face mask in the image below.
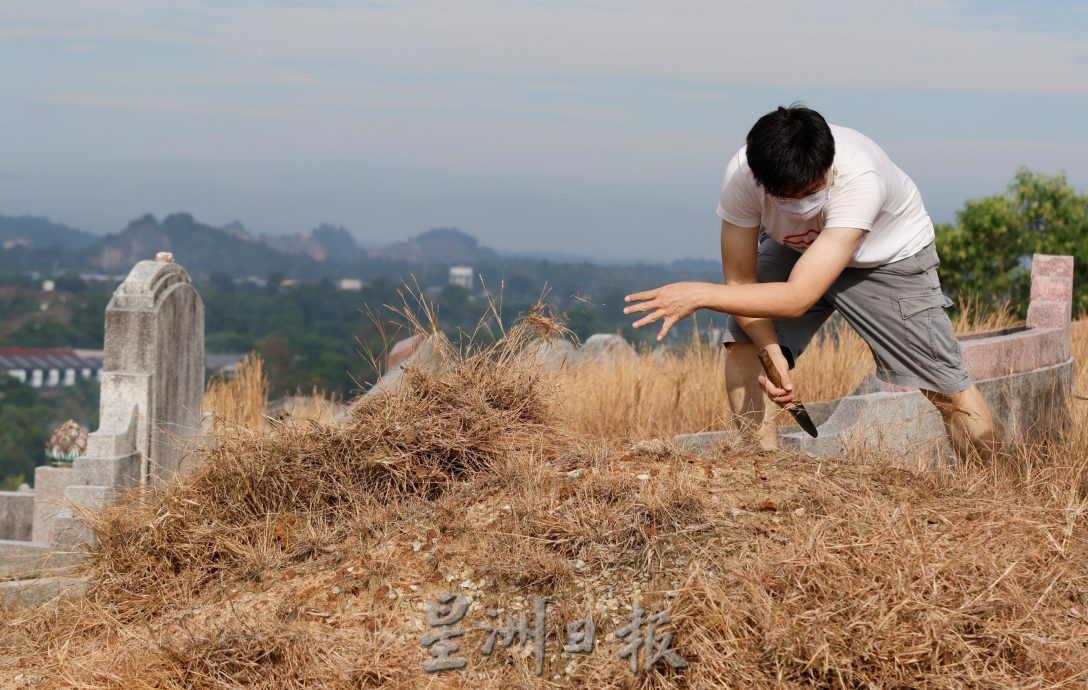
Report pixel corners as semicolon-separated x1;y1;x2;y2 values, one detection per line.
771;186;829;220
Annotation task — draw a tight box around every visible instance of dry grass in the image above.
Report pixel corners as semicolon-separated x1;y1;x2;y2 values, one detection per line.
1;307;1085;689
204;354;270;431
273;387;342;424
83;311;568;620
206;356;345;432
556;305;1019;441
554;329;731;440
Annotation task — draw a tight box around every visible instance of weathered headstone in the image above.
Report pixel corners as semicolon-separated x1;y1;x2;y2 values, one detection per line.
387;334;425;369
99;257;205;483
50;257;204;542
575;334;636;366
522;338;578;371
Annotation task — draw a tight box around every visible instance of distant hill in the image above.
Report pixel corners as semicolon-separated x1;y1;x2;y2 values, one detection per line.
220;221;253;241
313;224;364;262
666;257;721;274
261;224;363;263
83;213;317;279
371;227;499;264
0;215;98;251
2;211;701;282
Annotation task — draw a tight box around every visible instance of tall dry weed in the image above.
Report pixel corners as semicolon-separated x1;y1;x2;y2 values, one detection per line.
204;354;270;431
554;329;729;440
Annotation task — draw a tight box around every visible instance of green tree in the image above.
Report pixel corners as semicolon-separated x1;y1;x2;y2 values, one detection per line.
54;273;87;293
564;303;613;342
209;271;236;294
936;168;1088;316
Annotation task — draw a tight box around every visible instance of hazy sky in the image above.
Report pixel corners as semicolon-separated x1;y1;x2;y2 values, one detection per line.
2;1;1087;261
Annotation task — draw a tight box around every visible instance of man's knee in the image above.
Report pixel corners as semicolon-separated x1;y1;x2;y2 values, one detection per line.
724;343;761;373
725;342;797;372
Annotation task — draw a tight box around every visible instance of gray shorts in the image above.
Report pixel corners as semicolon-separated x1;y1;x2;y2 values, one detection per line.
723;236;971;394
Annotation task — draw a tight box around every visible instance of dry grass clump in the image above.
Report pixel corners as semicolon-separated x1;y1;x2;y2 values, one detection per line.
668;465;1088;688
474;444;709;592
156;616;351;689
524;461;706;567
1;575;417;689
80;310;571;620
950;294;1019;335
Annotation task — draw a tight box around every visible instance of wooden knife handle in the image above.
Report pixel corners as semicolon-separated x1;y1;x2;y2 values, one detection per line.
756;348;785;389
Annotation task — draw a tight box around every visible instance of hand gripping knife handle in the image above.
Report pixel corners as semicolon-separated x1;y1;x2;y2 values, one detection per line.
756;348;819;438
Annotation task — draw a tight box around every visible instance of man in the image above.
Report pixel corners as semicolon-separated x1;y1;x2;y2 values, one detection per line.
623;105;995;462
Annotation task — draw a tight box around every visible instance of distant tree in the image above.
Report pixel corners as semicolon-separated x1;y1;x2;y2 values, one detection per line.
936;168;1088;316
436;285;471;324
266;271;286;295
54;273;87;293
209;272;236;294
0;288;36;318
504;273;535;296
0;474;26;491
564;303;613;341
256;335;295;394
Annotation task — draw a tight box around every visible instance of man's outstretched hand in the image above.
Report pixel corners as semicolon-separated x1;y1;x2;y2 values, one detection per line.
623;282;709;341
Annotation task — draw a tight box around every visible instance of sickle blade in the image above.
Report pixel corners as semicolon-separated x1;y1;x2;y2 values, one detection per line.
786;402;819;438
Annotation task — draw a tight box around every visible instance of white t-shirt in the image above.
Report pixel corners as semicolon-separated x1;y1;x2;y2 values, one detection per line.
717;125;934;268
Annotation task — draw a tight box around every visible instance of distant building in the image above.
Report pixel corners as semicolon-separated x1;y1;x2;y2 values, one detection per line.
338;278;365;291
0;286;73;310
0;347;248;388
0;348;103;389
449;266;473;290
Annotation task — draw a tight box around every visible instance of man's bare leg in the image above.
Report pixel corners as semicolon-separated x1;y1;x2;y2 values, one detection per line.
921;385;998;466
725;343;779;451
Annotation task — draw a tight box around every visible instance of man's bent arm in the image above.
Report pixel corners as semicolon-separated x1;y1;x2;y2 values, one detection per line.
624;227;866;336
720;220;781;351
704;227;865;318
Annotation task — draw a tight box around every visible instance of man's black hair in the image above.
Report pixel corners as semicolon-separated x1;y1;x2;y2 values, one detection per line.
745;105;834;197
